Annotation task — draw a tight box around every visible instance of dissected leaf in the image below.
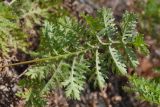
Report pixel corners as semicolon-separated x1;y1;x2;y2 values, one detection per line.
121;12;137;43
94;49;105;89
133;34;149;55
125;47;139;68
109;46;127;74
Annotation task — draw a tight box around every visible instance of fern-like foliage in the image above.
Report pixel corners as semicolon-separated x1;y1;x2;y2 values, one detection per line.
62;56;88;99
121;12;137;43
0;0;157;106
94;49;105;88
127;75;160;104
0;2;26;55
101;8;118;41
17;78;47;107
11;0;62;29
133;34;149;55
39;17;84;56
16;6;149;106
109;46;127;74
0;3;16;53
120;12;140;68
0;17;17;54
124;47;139;68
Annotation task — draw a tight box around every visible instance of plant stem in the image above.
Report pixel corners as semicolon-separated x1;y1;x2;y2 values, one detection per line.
0;48;91;68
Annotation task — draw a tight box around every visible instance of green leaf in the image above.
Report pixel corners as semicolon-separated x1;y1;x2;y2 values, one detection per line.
109;46;127;74
26;65;52;80
94;49;105;89
128;75;160;104
82;14;103;33
62;56;88;100
133;34;149;55
40;61;63;95
101;8;118;41
125;47;139;68
121;11;137;43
